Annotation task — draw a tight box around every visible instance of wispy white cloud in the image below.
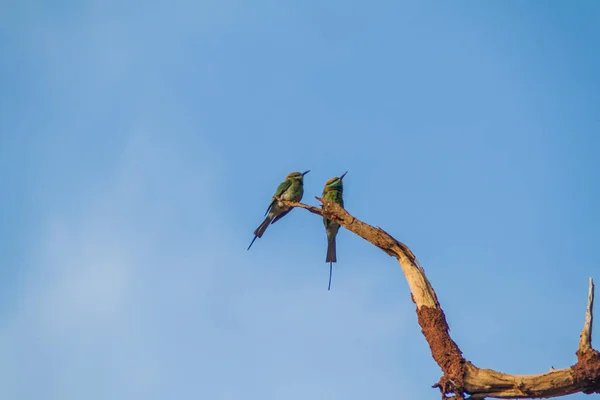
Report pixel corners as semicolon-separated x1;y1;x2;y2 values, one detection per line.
0;130;419;399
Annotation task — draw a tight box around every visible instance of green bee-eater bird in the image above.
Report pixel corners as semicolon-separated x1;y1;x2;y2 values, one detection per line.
247;170;310;251
322;171;347;290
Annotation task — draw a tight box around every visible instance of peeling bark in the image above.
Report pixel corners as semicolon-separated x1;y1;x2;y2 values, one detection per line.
279;197;599;399
572;349;600;395
418;306;466;398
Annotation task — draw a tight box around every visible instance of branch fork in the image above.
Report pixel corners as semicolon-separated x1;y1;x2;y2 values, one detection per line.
279;196;600;399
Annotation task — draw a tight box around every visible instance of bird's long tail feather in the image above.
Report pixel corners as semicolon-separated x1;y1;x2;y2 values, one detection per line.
326;237;336;290
247;215;272;250
247;235;259;251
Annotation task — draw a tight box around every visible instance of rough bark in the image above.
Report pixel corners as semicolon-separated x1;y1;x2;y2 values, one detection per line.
279;197;600;399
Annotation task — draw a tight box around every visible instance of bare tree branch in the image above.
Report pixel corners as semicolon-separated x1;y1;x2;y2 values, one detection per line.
278;197;600;399
579;278;595;354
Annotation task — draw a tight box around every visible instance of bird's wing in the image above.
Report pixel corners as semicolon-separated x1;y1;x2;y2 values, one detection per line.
270;208;292;224
264;180;292;216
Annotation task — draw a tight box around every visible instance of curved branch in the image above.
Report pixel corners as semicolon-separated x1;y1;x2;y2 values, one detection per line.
280;197;600;399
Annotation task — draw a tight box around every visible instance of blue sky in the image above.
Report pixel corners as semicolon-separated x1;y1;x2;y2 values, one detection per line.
1;1;599;399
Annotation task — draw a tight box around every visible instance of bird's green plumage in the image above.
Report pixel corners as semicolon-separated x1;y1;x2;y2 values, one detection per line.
322;172;346;290
265;179;292;216
248;170;309;250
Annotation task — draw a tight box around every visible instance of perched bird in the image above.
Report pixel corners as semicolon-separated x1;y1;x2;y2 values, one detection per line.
322;171;347;290
247;170;310;250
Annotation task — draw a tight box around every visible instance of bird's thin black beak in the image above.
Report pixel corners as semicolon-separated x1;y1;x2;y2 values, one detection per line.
339;171;348;179
302;170;310;176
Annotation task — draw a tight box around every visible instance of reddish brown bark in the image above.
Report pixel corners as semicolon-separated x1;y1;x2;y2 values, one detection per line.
417;306;466;399
573;349;600;394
